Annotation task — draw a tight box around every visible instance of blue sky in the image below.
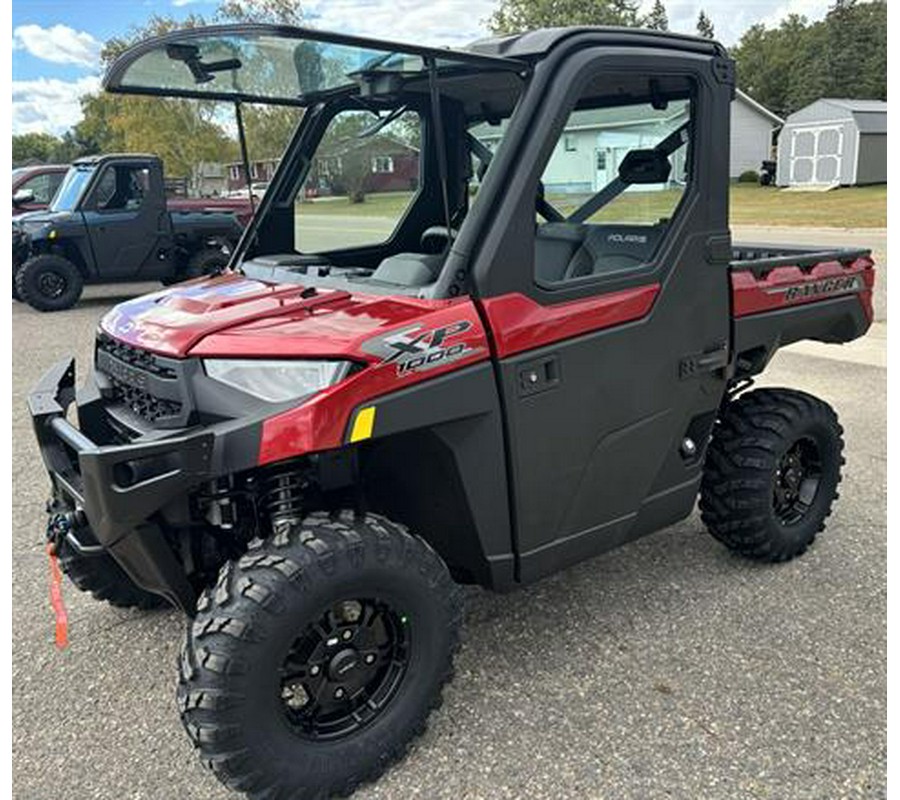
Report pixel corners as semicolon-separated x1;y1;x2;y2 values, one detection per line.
12;0;832;136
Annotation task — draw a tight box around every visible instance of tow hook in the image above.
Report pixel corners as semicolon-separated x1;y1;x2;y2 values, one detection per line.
46;508;75;549
45;505;104;557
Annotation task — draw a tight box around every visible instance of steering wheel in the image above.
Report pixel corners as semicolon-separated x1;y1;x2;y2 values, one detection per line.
420;226;458;255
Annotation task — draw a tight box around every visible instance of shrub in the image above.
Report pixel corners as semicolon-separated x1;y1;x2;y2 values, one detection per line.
738;169;760;183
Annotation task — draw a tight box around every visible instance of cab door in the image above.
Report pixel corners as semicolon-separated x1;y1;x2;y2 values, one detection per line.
82;161;168;278
472;50;733;582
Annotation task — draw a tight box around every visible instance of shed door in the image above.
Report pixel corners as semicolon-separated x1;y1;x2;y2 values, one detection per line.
789;125;843;184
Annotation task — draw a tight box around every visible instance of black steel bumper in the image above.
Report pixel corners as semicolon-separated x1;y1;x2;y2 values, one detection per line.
29;358;218;612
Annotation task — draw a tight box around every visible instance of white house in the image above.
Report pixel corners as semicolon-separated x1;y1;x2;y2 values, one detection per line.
474;89;781;194
731;90;783;177
776;98;887;187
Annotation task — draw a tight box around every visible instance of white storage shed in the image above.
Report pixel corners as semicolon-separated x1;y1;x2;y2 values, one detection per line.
776;98;887;187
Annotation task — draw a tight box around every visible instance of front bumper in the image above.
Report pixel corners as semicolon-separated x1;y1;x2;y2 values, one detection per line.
29;358;226;612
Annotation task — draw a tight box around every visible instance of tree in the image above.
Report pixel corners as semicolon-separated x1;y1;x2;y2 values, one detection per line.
13;133;61;165
489;0;642;35
242;105;303;161
645;0;669;31
730;1;885;118
76;0;304;192
215;0;304;24
696;10;715;38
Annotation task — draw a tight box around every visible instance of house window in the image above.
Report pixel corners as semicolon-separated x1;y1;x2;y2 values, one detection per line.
564;135;577;152
250;163;259;180
372;156;394;174
596;151;607;170
229;165;241;181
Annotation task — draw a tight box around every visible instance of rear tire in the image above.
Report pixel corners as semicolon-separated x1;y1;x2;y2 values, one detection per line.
178;511;463;800
700;388;844;562
16;254;83;312
56;536;168;610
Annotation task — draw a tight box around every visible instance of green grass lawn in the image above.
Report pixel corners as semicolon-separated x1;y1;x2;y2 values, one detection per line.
728;183;886;227
299;183;886;228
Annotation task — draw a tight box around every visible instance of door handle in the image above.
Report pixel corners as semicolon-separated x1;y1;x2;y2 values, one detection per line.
517;355;560;397
679;343;728;379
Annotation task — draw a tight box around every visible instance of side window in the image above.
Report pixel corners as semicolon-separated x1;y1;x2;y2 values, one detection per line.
534;78;694;286
47;171;64;203
20;173;52;204
91;166;150;212
295;109;421;252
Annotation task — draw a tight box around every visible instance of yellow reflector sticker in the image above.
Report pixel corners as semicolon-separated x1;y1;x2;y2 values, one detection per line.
349;406;376;442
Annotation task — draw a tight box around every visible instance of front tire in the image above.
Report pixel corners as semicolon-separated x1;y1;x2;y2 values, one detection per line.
178;511;463;800
185;246;230;280
56;535;168;610
16;254;84;312
700;388;844;562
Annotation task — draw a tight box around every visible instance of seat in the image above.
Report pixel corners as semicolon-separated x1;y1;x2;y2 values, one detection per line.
568;224;665;278
534;222;587;282
535;222;666;282
370;252;444;287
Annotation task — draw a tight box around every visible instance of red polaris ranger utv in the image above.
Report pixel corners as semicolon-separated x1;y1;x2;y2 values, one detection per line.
29;24;875;800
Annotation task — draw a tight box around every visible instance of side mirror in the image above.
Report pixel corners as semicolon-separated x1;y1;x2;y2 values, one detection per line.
618;150;672;185
13;189;35;206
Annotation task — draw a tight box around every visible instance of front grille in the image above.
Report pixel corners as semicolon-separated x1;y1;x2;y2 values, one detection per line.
96;333;178;379
96;332;189;427
108;375;184;423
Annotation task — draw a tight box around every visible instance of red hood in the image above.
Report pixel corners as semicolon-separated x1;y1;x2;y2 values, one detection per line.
100;272;471;359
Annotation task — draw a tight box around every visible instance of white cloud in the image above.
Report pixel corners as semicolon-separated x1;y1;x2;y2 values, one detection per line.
304;0;497;47
12;24;101;67
12;76;101;136
301;0;833;49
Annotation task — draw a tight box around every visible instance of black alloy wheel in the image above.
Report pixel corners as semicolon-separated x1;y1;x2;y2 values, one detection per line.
279;597;410;740
772;437;823;526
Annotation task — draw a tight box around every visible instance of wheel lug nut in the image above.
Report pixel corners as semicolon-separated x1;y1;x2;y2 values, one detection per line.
364;654;375;665
326;636;339;647
342;629;352;641
334;687;345;699
310;665;320;676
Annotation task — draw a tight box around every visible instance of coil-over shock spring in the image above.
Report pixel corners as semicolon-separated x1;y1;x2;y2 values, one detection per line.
259;465;311;532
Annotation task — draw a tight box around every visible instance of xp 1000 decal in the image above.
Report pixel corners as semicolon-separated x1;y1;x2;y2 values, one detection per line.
363;321;482;377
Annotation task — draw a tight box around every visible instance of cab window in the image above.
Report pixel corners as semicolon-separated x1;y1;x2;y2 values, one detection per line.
91;165;150;212
533;76;694;286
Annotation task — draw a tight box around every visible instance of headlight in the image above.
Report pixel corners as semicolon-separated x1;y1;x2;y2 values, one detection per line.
203;359;352;402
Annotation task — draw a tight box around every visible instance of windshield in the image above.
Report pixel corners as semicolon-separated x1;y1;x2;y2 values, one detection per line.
50;165;95;212
104;24;523;106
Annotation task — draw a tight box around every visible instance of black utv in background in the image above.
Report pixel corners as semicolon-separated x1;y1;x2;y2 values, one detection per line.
12;154;243;311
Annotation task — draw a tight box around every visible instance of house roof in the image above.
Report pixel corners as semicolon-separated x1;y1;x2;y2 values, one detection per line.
787;98;887;133
824;98;888;113
473;89;780;140
735;89;783;125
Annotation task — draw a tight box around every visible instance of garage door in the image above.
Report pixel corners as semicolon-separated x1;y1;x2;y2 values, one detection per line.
789;125;843;184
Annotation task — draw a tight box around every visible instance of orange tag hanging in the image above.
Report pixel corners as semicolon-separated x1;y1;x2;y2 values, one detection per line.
45;543;69;650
